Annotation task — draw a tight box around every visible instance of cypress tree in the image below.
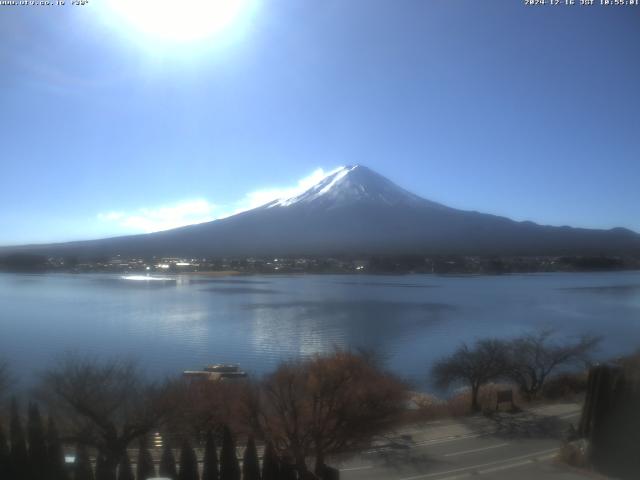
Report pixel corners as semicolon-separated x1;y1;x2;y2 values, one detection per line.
178;439;199;480
0;420;9;480
28;403;48;480
10;398;29;480
260;443;279;480
278;460;296;480
159;442;178;480
201;431;218;480
219;426;240;480
136;436;155;480
46;418;68;480
74;444;94;480
116;451;134;480
242;436;260;480
95;454;110;480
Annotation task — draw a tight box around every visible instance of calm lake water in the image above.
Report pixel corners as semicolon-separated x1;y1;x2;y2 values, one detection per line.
1;271;639;390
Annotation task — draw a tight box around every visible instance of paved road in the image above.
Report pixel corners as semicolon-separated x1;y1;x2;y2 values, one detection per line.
335;403;597;480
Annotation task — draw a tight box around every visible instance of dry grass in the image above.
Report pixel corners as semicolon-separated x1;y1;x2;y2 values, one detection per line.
403;373;590;427
407;383;526;421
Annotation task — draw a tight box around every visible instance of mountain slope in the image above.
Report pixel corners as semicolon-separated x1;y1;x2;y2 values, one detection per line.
4;165;640;258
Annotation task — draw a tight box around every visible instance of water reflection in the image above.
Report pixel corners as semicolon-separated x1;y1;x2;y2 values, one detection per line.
121;275;174;281
333;281;440;288
194;278;271;284
207;287;280;294
246;300;453;361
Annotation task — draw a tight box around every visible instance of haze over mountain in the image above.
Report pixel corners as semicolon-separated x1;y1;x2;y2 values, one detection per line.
4;165;640;258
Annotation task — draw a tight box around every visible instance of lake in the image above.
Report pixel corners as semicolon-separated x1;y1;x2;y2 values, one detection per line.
1;271;639;391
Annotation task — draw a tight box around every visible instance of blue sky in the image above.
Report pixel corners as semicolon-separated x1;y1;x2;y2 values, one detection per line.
1;1;639;245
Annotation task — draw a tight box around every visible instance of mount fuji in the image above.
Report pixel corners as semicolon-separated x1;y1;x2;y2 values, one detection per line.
5;165;640;258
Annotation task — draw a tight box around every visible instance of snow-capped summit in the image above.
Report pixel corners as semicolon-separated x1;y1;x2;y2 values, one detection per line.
264;164;439;209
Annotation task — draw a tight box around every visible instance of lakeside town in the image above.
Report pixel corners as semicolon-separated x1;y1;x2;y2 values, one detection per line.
2;253;639;275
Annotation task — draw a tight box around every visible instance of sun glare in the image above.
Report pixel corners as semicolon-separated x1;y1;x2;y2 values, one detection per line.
102;0;256;44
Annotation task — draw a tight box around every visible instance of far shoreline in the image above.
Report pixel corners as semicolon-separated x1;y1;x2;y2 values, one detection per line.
2;269;640;278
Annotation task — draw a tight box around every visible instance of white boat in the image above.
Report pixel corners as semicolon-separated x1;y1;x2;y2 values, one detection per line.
204;364;241;373
183;364;248;381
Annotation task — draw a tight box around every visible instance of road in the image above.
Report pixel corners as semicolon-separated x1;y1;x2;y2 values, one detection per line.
335;403;598;480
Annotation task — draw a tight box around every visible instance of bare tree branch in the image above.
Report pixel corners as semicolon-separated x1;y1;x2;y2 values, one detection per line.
431;339;509;412
505;330;601;399
37;354;173;478
250;349;406;475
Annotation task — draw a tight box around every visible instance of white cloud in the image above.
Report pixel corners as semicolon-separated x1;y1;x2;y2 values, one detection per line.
227;167;336;216
98;199;218;233
97;167;339;234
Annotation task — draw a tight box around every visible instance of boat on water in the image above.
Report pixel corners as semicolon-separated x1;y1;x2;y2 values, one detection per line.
183;364;247;381
204;364;242;373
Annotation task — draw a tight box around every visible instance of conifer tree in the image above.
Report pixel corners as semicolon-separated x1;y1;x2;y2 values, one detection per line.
201;431;218;480
219;426;240;480
242;436;260;480
178;439;199;480
260;443;279;480
46;418;68;480
10;398;29;480
136;436;155;480
28;403;48;480
116;451;134;480
74;444;94;480
0;420;9;480
159;442;178;480
278;460;296;480
95;453;111;480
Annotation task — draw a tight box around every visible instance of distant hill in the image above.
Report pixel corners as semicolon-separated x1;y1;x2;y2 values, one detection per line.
3;165;640;258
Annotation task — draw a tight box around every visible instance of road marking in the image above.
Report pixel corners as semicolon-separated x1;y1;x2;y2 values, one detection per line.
443;442;509;457
560;412;581;419
340;464;374;472
428;474;471;480
396;447;559;480
410;432;486;447
477;459;533;474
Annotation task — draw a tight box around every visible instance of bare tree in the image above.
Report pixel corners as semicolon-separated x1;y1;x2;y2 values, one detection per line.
505;331;600;399
432;339;509;412
38;354;173;479
251;349;406;476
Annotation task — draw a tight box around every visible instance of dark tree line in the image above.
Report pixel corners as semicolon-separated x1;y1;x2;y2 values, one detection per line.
0;408;335;480
0;400;68;480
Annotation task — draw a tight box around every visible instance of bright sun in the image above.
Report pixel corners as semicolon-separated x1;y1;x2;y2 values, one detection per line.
102;0;256;44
